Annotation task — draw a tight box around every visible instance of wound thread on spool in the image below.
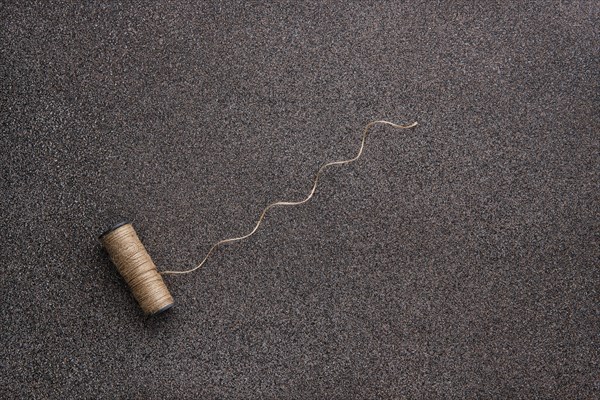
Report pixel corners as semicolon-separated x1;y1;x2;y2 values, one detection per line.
100;222;174;315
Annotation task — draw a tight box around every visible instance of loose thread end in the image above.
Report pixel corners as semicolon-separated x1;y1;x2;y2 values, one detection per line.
391;121;418;129
164;118;418;276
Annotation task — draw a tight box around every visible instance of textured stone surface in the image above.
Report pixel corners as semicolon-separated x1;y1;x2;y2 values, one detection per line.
1;1;598;398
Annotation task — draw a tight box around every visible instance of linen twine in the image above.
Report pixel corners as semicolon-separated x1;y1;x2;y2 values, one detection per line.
101;223;174;314
161;120;418;276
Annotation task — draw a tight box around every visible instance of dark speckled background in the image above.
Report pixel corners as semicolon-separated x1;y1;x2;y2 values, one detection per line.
1;1;598;398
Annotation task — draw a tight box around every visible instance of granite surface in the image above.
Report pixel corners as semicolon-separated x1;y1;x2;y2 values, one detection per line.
1;1;598;398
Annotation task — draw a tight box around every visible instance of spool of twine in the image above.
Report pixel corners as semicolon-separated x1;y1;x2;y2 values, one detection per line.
100;222;174;315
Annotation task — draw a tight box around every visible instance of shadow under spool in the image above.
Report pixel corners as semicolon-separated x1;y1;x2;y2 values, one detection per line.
100;222;174;315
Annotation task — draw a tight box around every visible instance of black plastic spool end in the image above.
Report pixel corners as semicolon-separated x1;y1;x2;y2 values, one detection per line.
99;220;130;240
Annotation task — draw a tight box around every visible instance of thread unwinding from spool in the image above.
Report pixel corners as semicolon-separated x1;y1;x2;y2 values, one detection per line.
100;222;174;315
161;119;418;276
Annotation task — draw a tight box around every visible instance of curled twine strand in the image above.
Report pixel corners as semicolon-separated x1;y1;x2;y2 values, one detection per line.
161;120;418;276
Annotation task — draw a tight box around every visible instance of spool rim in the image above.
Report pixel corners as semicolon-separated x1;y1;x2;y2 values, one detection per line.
99;220;130;240
150;302;174;316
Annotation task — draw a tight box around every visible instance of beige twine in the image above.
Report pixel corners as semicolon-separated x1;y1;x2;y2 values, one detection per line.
161;120;418;276
101;223;174;314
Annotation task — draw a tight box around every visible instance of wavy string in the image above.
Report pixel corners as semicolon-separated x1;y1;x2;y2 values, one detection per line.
161;120;418;276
